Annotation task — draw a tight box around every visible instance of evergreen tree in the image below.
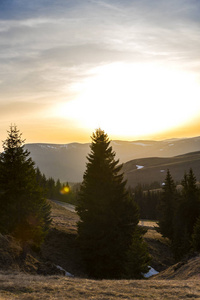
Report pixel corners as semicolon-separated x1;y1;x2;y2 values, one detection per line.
172;169;200;259
158;169;176;240
46;177;56;199
76;129;150;279
133;184;160;220
0;125;51;247
180;169;200;236
36;167;47;192
125;227;150;278
56;179;62;195
192;217;200;252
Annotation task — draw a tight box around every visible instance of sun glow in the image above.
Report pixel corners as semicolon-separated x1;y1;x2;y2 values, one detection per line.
54;62;200;139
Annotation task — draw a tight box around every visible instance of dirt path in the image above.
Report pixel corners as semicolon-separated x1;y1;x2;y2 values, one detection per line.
52;200;158;229
51;200;76;212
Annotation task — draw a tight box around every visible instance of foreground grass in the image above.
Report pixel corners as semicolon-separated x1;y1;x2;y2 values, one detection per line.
1;201;199;299
0;272;200;300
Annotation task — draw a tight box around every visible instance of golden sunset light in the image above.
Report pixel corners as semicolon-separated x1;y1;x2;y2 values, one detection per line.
0;0;200;145
53;62;200;140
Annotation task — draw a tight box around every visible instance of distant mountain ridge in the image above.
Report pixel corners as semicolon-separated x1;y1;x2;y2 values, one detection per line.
25;136;200;183
25;142;90;182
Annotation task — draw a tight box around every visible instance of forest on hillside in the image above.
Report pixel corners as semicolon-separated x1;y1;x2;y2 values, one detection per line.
0;126;200;280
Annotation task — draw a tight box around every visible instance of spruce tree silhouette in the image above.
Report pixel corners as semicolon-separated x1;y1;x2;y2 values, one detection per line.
76;129;150;279
0;125;51;248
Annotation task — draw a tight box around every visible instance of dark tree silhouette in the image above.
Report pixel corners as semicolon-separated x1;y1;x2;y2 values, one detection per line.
180;169;200;236
0;125;51;247
172;169;200;258
76;129;150;279
158;168;200;259
192;216;200;251
158;169;177;240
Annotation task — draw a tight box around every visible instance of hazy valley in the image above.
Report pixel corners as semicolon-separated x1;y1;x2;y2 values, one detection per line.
25;136;200;185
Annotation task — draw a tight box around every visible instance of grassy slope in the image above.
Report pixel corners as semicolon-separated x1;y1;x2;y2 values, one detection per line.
144;229;174;272
41;201;85;277
152;254;200;280
0;201;200;299
1;272;200;300
123;151;200;187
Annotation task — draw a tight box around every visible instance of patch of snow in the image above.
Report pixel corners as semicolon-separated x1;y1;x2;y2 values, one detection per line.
39;145;47;149
56;265;74;277
47;145;57;149
160;170;165;173
132;142;149;146
39;145;58;150
136;165;144;170
143;266;159;278
162;182;165;186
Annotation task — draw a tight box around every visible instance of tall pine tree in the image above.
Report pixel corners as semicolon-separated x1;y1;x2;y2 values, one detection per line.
172;169;200;258
192;216;200;252
180;169;200;236
158;169;176;240
76;129;150;279
0;125;51;247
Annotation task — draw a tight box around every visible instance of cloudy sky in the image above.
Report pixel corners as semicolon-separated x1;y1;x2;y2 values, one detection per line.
0;0;200;145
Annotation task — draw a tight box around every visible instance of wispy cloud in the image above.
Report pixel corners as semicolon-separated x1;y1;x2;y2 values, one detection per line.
0;0;200;142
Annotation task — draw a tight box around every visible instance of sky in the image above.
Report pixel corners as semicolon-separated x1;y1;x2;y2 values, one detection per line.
0;0;200;146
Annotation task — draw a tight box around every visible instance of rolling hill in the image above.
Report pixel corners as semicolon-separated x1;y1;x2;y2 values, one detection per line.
123;151;200;188
25;136;200;183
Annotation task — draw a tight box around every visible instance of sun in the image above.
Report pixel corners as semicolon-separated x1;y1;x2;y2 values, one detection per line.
54;62;200;139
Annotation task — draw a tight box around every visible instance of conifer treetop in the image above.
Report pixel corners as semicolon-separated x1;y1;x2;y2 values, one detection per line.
3;124;25;151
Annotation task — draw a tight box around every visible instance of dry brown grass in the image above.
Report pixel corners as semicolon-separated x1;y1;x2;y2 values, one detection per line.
0;271;200;299
1;200;200;299
49;200;79;233
152;255;200;280
40;201;84;277
144;229;174;272
138;220;158;229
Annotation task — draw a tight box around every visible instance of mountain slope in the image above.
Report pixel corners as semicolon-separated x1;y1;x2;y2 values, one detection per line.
25;143;90;182
25;136;200;182
123;151;200;188
151;254;200;280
